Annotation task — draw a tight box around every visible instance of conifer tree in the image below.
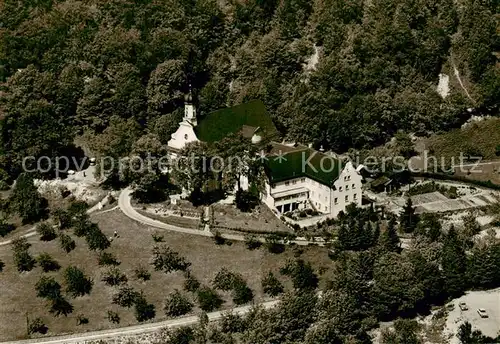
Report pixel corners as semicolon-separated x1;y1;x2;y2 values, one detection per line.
378;218;400;253
442;225;467;297
10;173;48;224
400;198;418;233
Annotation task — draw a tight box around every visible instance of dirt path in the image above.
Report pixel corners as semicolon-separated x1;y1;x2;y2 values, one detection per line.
452;61;474;103
0;201;115;247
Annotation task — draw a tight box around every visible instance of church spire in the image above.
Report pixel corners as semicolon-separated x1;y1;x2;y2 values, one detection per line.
183;83;197;126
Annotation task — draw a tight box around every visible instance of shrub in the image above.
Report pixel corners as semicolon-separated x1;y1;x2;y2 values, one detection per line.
14;250;36;272
213;230;226;245
262;272;284;297
68;200;89;218
212;267;239;291
232;281;253;305
134;265;151;281
108;311;120;324
183;272;200;292
235;189;259;212
264;234;285;254
73;217;92;237
101;267;128;286
107;310;120;324
76;314;89;325
151;245;191;273
220;311;246;333
85;224;110;251
244;234;262;250
197;286;223;312
27;317;48;335
0;260;4;272
0;220;15;237
163;327;195;344
37;253;61;272
59;233;76;253
164;290;193;317
64;266;93;297
52;208;72;229
98;252;120;266
49;296;74;317
280;259;318;290
152;233;164;242
36;222;57;241
113;286;139;308
35;276;62;300
134;294;156;322
12;237;36;272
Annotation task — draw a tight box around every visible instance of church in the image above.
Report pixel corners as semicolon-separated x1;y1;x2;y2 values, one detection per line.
167;93;363;220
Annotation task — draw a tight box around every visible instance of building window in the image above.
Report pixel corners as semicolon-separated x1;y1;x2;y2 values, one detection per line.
292;180;297;185
346;185;349;191
285;181;289;186
352;183;355;189
339;186;343;192
345;195;348;202
271;184;276;189
334;198;338;204
301;178;305;183
184;134;188;140
354;193;358;200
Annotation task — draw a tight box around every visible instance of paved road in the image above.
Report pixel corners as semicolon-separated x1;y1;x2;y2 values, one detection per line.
1;300;279;344
118;188;324;246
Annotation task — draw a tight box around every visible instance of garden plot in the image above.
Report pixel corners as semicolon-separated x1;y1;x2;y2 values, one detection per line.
411;191;449;205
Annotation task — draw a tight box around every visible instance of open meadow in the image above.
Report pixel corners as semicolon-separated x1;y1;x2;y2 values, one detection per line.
0;210;333;341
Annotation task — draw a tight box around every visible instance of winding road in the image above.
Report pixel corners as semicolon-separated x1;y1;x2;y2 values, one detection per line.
118;187;324;246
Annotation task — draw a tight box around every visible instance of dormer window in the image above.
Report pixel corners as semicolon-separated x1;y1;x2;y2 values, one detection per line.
184;134;188;140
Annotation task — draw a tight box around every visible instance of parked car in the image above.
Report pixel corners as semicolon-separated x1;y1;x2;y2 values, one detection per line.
459;302;468;311
477;308;488;318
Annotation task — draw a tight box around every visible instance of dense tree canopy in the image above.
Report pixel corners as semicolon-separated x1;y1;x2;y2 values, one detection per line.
0;0;497;182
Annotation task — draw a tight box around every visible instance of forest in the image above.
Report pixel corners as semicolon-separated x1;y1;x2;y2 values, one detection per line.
0;0;499;185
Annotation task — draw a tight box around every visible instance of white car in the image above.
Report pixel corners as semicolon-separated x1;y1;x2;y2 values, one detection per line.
459;302;468;311
477;308;488;318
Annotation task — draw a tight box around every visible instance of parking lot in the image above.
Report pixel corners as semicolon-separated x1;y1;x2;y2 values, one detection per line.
444;288;500;342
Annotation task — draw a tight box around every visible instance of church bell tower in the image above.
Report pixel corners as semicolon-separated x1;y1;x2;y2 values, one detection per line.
183;84;197;126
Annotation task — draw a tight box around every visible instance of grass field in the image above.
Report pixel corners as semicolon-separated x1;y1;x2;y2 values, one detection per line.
0;210;333;341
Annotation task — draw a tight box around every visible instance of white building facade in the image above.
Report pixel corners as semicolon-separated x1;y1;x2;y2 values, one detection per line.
262;160;363;218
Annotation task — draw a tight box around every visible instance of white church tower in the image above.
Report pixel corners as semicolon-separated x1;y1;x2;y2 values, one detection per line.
183;85;197;126
167;85;199;153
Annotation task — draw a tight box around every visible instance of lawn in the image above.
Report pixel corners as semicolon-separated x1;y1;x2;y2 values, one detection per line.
0;210;334;341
